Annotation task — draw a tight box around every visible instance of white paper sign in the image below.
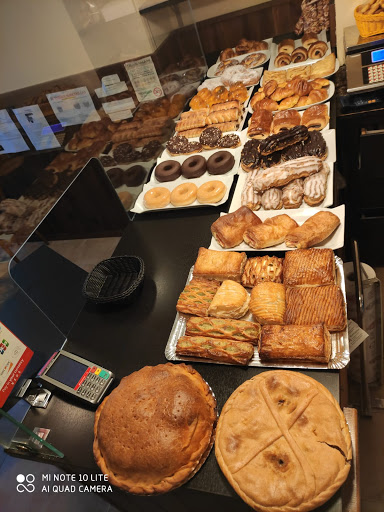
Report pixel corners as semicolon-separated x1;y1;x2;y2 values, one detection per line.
0;110;29;154
102;98;135;113
13;105;61;151
348;319;369;353
47;86;100;126
124;57;164;102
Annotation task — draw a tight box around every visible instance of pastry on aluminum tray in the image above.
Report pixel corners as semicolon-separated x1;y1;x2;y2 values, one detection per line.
176;335;254;365
185;316;261;344
193;247;247;282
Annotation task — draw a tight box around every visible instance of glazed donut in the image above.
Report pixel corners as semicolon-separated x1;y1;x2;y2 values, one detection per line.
197;180;227;204
170;183;198;206
181;155;207;179
144;187;171;209
207;151;235;175
155;160;182;182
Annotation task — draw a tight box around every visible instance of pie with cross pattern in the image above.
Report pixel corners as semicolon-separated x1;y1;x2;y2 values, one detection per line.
215;370;352;512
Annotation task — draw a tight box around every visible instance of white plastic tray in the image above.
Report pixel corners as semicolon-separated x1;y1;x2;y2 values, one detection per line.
208;50;270;78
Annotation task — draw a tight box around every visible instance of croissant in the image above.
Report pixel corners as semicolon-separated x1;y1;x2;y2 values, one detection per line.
291;46;308;63
271;86;295;102
250;91;265;108
287;78;312;96
308;88;328;105
296;96;311;107
308;41;328;60
253;98;279;112
310;78;330;89
263;80;278;97
278;94;300;110
274;53;292;68
220;48;235;61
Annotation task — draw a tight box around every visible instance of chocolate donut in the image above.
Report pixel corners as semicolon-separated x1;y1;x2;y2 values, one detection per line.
207;151;235;175
123;165;147;187
107;167;124;188
100;155;116;167
155;160;182;182
199;127;222;149
181;155;207;179
218;134;240;148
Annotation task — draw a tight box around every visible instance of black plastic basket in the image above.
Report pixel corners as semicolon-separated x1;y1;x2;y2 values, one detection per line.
82;256;144;305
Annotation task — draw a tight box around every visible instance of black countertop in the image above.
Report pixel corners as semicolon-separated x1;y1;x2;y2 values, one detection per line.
10;204;342;512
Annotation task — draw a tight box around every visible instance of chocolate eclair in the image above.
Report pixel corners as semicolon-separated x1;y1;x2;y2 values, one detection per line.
259;125;309;156
199;127;222;149
281;131;327;161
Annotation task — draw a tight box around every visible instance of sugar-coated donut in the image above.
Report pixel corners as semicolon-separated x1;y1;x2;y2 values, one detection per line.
181;155;207;179
144;187;171;209
155;160;182;182
207;151;235;175
197;180;227;204
170;183;198;206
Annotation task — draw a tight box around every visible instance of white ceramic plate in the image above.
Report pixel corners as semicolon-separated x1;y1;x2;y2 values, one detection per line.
208;204;345;252
208;50;270;78
215;38;273;64
269;29;329;71
131;174;234;213
230;160;334;213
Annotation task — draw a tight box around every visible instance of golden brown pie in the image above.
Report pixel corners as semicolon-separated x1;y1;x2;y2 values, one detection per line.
94;363;217;494
215;371;352;512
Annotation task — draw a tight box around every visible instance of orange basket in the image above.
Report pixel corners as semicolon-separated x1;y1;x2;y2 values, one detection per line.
354;5;384;38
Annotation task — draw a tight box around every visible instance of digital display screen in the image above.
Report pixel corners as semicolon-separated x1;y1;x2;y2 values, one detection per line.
46;355;88;388
371;49;384;63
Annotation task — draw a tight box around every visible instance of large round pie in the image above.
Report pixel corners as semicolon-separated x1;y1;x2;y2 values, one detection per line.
215;370;352;512
94;363;217;494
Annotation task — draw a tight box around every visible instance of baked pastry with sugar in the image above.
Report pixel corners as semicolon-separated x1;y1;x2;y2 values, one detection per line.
185;316;261;344
176;336;254;365
244;214;298;249
285;211;340;249
283;248;335;288
241;255;283;288
301;104;329;131
94;363;216;494
250;282;285;324
176;277;220;317
215;370;351;511
208;280;250;319
303;162;330;206
261;188;283;210
259;324;331;363
211;206;262;249
193;247;247;282
282;179;304;208
285;284;347;331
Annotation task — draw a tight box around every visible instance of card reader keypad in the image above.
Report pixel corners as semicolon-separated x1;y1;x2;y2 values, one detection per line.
368;64;384;84
77;372;108;401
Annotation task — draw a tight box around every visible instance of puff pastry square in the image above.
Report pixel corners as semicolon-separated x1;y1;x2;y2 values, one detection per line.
211;206;261;249
259;324;331;363
193;247;247;282
285;285;346;331
249;282;285;324
283;248;336;287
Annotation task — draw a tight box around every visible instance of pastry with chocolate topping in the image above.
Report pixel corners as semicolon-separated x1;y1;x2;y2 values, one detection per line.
123;165;147;187
114;143;141;164
241;140;261;172
100;155;117;167
166;135;202;156
281;131;327;161
259;126;309;155
107;167;124;188
141;140;163;161
218;134;241;149
199;127;222;149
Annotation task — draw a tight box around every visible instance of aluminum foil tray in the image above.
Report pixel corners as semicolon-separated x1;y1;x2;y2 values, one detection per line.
165;255;349;370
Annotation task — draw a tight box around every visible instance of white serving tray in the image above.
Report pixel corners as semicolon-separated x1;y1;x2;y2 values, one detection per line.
131;174;234;214
208;204;345;252
208;50;270;78
215;38;273;64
